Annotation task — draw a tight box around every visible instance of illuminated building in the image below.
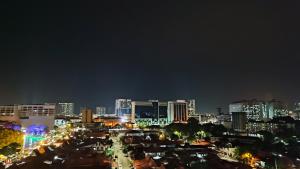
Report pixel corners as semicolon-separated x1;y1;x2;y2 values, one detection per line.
198;113;218;124
115;99;132;122
246;116;296;133
268;99;288;117
0;103;56;130
81;107;93;123
54;117;67;126
131;100;169;126
187;99;200;120
56;103;74;116
26;124;48;135
295;102;300;120
229;99;288;121
232;112;247;132
229;100;265;120
114;99;196;125
168;100;188;123
187;99;196;116
94;116;121;127
0;105;20;123
96;106;106;116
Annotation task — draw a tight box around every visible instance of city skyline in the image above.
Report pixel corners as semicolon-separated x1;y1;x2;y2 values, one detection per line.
2;1;300;168
1;1;300;112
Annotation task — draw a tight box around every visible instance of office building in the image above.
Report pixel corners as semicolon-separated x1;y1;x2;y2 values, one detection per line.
0;103;56;130
96;106;106;116
131;100;169;126
115;99;132;121
81;107;93;123
232;112;247;132
168;100;188;123
57;103;74;116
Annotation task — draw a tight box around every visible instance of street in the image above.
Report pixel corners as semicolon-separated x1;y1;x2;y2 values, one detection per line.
112;134;132;169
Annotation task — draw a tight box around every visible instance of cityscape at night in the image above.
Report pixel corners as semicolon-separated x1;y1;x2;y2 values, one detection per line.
1;1;300;169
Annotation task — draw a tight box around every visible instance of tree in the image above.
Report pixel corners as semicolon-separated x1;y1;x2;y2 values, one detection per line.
165;123;188;138
188;117;199;136
170;133;179;141
9;143;21;151
258;131;274;144
0;129;23;150
0;146;14;156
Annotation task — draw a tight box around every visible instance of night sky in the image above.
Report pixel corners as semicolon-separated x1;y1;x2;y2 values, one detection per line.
1;1;300;113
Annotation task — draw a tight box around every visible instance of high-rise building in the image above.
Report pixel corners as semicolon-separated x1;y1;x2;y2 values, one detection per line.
131;100;168;126
294;102;300;120
268;99;288;117
57;103;74;116
115;99;132;121
0;103;56;130
96;106;106;116
187;99;196;116
232;112;247;132
229;99;288;121
229;100;265;120
168;100;188;123
81;107;93;123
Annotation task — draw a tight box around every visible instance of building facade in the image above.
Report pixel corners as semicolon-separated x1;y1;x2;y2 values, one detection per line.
232;112;247;132
81;108;93;123
57;103;74;116
96;106;106;117
168;100;188;123
187;99;196;116
114;99;196;125
131;101;169;126
115;99;132;121
246;116;296;133
0;103;56;130
229;99;288;121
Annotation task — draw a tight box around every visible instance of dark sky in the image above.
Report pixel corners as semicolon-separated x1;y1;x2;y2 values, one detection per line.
1;1;300;113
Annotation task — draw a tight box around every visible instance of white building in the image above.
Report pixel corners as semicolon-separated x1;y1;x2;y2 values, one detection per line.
115;99;132;121
229;99;288;121
96;106;106;116
229;100;267;121
0;103;56;130
57;103;74;116
168;100;188;123
187;99;196;117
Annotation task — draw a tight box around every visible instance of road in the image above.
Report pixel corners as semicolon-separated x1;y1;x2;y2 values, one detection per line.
112;135;132;169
